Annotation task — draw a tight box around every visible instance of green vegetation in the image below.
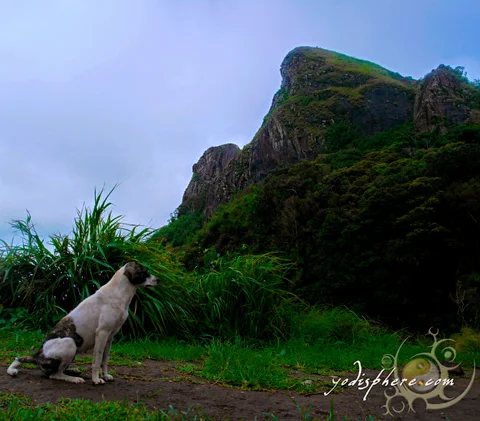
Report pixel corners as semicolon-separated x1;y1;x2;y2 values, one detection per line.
324;119;364;152
291;47;414;88
154;208;204;247
0;395;210;421
178;123;480;334
0;393;378;421
322;49;413;83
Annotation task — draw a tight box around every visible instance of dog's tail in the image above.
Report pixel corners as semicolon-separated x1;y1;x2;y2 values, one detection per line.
7;356;36;377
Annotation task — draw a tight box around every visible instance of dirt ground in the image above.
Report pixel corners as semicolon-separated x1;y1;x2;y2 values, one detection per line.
0;360;478;420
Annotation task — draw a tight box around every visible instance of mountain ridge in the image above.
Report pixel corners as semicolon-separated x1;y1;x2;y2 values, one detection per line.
180;46;480;218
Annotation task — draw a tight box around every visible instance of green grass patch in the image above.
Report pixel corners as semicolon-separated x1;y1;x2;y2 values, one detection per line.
0;394;212;421
0;392;381;421
0;329;42;364
113;337;206;362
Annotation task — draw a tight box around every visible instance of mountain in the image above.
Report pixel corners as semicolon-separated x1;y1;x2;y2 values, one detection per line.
165;46;480;332
181;47;480;218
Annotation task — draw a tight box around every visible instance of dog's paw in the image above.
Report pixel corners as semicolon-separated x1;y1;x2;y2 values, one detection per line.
92;378;106;385
69;377;85;384
103;374;114;382
50;374;86;384
7;368;18;377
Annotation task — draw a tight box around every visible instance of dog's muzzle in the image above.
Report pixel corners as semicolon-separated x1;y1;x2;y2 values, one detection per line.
144;276;158;288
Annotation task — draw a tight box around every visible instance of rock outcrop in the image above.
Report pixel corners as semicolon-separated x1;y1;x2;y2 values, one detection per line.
181;144;239;215
414;64;480;133
180;47;480;218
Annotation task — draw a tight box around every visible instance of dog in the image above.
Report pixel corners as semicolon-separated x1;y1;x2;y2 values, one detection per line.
7;261;157;385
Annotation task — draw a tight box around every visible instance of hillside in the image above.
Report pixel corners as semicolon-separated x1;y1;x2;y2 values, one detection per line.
159;46;480;332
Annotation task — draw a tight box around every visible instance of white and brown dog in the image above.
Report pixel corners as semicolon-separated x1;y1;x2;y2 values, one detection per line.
7;262;157;385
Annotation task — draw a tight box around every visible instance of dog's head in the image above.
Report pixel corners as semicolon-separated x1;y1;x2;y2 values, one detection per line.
123;262;158;288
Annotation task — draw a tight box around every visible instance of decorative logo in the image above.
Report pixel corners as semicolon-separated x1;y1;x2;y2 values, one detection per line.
381;328;476;416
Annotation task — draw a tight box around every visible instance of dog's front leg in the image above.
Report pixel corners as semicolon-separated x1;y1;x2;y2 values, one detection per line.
101;335;114;382
92;329;110;385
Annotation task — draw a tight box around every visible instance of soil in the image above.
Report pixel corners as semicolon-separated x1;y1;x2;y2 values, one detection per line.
0;360;478;420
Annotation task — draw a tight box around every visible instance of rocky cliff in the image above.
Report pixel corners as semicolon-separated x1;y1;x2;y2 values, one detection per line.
181;144;240;215
181;47;480;218
414;64;480;133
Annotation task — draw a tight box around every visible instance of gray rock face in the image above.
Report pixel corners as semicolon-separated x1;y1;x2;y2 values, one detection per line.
249;115;321;183
181;144;240;214
414;65;473;133
350;86;415;135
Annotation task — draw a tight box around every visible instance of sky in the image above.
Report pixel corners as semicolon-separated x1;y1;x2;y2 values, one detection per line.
0;0;479;244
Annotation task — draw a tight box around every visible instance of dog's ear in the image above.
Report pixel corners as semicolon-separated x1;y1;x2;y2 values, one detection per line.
124;262;136;282
124;262;148;285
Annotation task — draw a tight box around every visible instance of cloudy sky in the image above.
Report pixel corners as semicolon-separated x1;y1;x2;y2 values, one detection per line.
0;0;479;244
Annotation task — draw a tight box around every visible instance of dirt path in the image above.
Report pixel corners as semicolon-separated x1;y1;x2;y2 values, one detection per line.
0;361;478;420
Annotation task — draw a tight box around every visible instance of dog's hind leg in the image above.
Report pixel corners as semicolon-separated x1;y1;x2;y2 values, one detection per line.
42;338;85;384
64;364;82;376
7;356;35;377
49;362;85;384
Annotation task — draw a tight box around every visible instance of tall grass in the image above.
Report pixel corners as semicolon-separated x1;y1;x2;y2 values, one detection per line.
193;254;296;341
0;187;302;342
0;187;193;336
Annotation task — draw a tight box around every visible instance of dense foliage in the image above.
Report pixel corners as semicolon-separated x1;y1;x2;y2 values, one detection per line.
154;208;203;247
171;124;480;333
